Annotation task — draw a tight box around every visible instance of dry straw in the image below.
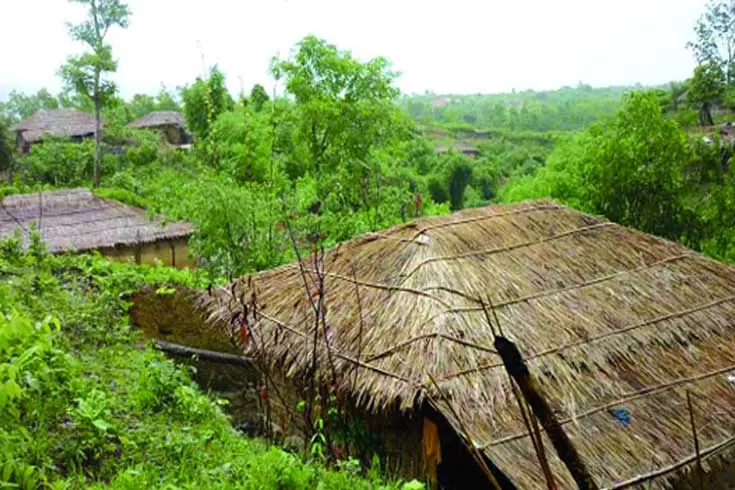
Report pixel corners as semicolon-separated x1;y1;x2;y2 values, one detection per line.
203;199;735;489
0;188;192;253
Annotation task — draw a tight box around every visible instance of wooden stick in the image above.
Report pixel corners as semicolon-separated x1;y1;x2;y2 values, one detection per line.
154;340;251;366
687;391;704;490
482;298;557;490
494;335;599;490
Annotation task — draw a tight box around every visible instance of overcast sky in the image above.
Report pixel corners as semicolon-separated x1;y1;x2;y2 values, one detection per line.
0;0;708;101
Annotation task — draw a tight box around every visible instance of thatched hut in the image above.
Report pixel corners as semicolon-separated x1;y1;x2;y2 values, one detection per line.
0;188;194;268
203;199;735;489
435;142;481;158
10;109;99;154
128;111;190;146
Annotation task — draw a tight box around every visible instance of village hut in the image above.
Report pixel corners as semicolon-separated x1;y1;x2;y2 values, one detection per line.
10;109;98;154
128;111;191;146
202;199;735;489
0;188;195;268
435;142;481;158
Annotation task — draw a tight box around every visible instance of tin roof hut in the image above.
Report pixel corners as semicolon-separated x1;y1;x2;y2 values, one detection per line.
128;111;190;146
0;188;194;268
10;109;99;153
204;199;735;489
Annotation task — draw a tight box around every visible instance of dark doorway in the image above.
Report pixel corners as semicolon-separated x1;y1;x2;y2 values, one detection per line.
424;405;518;490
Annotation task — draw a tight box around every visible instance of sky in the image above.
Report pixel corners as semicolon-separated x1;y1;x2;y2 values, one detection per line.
0;0;709;102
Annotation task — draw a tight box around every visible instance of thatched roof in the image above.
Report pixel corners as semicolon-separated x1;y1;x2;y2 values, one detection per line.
10;109;98;143
128;111;185;129
0;188;192;253
205;199;735;489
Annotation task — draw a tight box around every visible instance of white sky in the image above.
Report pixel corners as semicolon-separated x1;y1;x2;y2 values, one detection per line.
0;0;708;101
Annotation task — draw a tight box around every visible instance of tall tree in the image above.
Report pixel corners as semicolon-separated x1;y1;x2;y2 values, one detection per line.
58;0;130;187
270;36;402;182
180;66;233;140
248;84;270;113
688;0;735;85
687;62;726;126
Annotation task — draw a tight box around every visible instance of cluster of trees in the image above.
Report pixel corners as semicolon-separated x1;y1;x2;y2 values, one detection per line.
400;85;626;132
2;0;735;281
501;90;735;262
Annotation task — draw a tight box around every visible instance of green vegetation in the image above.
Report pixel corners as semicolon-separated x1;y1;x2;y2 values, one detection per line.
58;0;131;187
3;0;735;485
0;235;412;489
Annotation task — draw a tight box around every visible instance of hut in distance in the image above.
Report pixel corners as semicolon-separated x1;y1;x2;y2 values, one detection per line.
202;199;735;489
0;188;194;268
9;109;99;154
128;111;191;147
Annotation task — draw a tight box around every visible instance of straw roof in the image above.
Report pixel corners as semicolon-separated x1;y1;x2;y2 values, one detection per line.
128;111;185;130
10;109;98;143
206;200;735;488
204;199;735;489
0;188;192;253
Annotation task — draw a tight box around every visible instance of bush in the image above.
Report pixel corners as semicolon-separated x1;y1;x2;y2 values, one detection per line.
0;240;408;489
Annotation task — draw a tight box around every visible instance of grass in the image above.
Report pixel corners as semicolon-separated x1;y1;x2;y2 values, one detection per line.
0;234;417;489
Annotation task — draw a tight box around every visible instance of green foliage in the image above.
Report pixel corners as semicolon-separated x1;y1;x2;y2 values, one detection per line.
210;109;273;183
400;84;627;132
59;0;131;187
248;84;270;113
504;93;692;240
687;62;726;125
271;36;404;182
688;0;735;85
0;119;13;176
0;240;406;489
0;89;60;123
181;66;234;140
21;139;96;186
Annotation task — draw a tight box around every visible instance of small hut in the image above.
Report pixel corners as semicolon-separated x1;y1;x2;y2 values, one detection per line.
10;109;98;154
0;188;194;268
435;142;481;158
128;111;190;146
202;199;735;489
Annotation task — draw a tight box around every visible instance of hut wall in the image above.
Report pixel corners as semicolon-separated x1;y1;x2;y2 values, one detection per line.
161;125;184;145
263;372;426;481
129;287;262;429
101;238;195;269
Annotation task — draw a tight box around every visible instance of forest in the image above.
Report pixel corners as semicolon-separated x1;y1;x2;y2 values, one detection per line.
2;0;735;488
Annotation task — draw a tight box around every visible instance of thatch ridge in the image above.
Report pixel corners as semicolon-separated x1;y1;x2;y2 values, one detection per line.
0;188;192;253
203;199;735;489
128;111;185;129
10;109;98;143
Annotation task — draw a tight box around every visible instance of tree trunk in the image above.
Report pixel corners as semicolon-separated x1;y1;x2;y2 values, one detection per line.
93;96;102;187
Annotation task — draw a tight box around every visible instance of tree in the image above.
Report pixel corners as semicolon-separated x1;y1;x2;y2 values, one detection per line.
502;92;692;241
688;0;735;85
181;66;233;140
58;0;130;187
1;89;60;123
0;119;14;180
687;62;726;126
271;36;402;179
248;84;270;112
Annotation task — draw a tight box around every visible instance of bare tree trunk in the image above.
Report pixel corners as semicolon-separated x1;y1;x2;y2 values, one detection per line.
94;96;102;187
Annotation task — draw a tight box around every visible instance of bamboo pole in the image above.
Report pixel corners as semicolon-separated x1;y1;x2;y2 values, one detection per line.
686;391;703;490
154;339;251;366
493;334;599;490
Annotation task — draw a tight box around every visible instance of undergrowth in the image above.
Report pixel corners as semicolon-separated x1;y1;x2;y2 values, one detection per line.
0;233;416;489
